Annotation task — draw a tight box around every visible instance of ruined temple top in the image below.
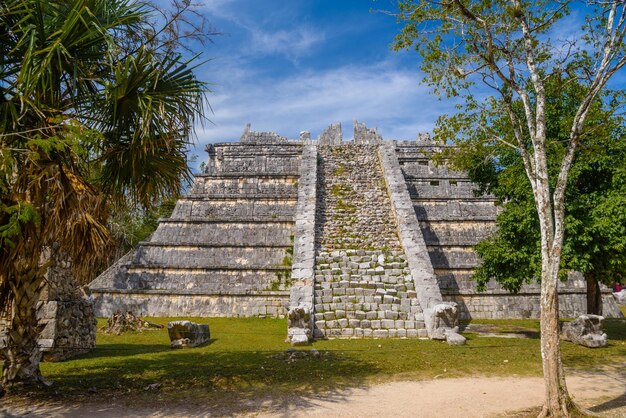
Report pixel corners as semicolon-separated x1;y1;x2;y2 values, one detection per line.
205;121;441;153
240;122;288;144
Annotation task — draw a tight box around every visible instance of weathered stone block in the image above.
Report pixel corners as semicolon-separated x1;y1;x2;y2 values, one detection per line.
168;320;210;349
373;329;389;338
561;315;608;348
382;319;395;329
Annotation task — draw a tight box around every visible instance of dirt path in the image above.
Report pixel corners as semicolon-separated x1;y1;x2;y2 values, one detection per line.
2;369;624;417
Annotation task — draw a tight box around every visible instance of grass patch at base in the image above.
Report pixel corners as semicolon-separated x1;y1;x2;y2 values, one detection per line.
5;316;626;411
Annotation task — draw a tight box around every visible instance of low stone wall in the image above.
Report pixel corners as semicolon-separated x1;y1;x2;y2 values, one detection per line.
0;252;96;362
37;299;96;361
379;142;443;334
91;290;289;318
445;291;621;319
37;253;96;361
287;144;318;343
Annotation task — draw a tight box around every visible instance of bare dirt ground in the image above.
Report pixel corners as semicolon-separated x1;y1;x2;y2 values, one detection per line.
1;367;624;418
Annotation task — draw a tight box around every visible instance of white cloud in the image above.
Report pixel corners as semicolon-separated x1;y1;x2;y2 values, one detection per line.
202;1;324;61
250;27;325;60
193;60;454;155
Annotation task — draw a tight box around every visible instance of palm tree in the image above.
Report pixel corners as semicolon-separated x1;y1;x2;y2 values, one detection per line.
0;0;207;390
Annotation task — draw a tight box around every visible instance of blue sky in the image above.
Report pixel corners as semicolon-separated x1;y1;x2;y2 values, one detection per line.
193;0;451;154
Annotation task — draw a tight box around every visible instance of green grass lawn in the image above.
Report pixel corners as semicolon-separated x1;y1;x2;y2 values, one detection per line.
6;316;626;411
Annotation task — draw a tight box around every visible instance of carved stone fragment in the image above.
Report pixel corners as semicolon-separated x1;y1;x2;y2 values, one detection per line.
561;315;608;348
168;320;210;349
430;302;466;345
287;306;312;346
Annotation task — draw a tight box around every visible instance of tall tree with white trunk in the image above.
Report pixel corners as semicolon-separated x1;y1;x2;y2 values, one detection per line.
392;1;626;416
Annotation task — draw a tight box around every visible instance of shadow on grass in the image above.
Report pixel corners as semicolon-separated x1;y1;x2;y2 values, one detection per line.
11;348;380;416
76;339;218;359
459;323;540;339
588;392;626;413
604;319;626;341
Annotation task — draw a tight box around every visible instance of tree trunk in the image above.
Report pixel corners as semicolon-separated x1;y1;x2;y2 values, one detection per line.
1;269;45;391
584;273;602;315
537;253;585;417
535;182;582;417
538;258;570;417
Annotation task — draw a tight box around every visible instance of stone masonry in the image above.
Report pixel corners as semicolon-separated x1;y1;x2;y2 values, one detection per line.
1;251;97;362
89;121;623;333
89;130;303;317
311;126;427;339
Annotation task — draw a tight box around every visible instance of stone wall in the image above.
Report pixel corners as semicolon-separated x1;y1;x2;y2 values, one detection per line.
93;291;288;318
445;291;620;319
38;253;97;361
1;252;96;362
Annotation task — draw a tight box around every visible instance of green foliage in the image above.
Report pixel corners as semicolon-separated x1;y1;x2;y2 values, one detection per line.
336;199;357;213
393;1;626;290
444;79;626;290
270;270;292;291
109;197;178;252
332;165;347;176
330;183;353;197
0;0;208;272
0;0;210;386
0;202;40;248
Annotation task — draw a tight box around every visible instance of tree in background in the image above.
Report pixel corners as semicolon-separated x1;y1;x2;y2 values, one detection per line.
0;0;210;391
393;1;626;416
440;79;626;315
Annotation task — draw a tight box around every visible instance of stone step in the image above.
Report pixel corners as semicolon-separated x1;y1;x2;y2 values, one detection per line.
314;275;411;284
314;317;425;329
171;198;297;219
195;172;300;178
186;192;299;199
419;220;497;246
413;201;499;221
149;221;294;246
313;282;415;291
316;249;406;257
131;245;293;269
116;267;292;294
426;245;481;269
316;327;427;339
316;144;404;253
161;217;294;223
189;175;299;197
141;241;293;249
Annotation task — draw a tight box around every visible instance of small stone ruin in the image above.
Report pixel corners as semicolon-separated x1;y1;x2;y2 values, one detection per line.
561;314;608;348
168;320;210;349
429;302;466;345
